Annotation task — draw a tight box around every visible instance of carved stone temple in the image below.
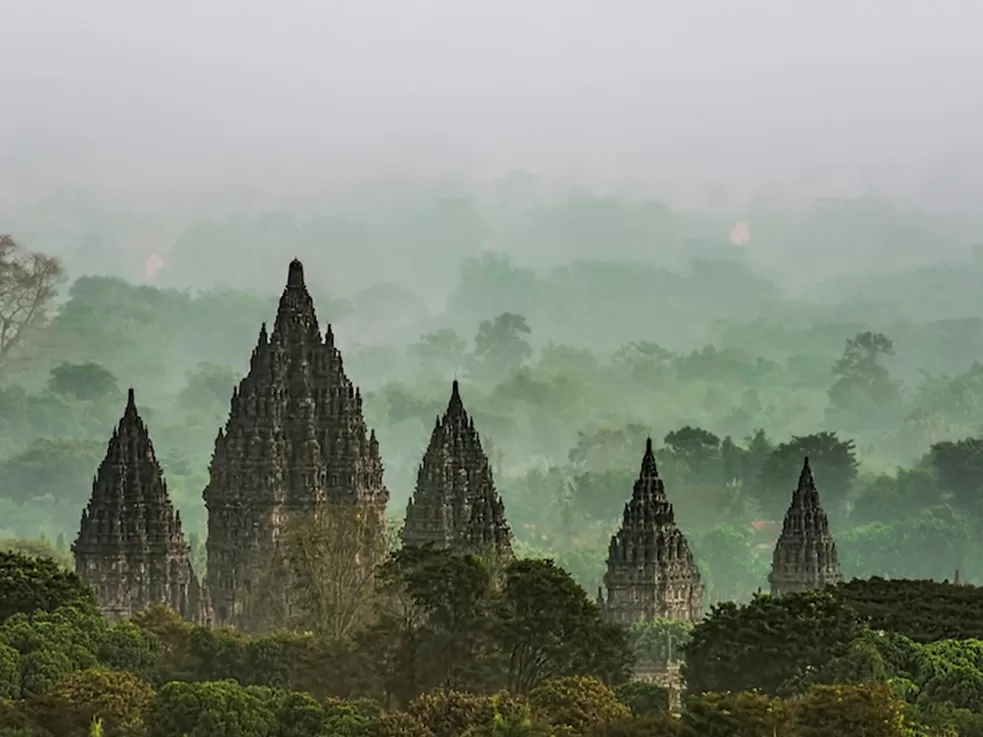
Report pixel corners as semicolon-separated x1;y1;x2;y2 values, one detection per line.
73;389;208;623
600;438;704;623
203;259;389;629
402;380;513;558
768;456;842;597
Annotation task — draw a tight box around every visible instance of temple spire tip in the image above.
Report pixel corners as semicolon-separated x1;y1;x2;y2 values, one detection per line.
287;259;305;288
640;437;658;477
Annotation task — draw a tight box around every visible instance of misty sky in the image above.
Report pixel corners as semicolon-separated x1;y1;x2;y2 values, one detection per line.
4;0;983;207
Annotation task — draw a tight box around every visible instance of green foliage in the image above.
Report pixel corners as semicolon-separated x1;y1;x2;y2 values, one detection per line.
322;696;374;737
827;331;904;430
19;650;74;695
471;312;533;381
612;681;669;716
680;690;789;737
626;621;692;669
790;683;908;737
145;680;277;737
0;539;72;570
498;559;632;694
407;690;504;737
0;643;20;699
690;524;767;604
176;363;239;414
838;506;970;581
0;438;106;508
528;676;630;736
365;711;434;737
682;590;862;695
928;437;983;512
46;363;119;404
12;207;983;735
755;432;859;520
23;667;154;737
582;714;679;737
0;553;96;622
833;578;983;643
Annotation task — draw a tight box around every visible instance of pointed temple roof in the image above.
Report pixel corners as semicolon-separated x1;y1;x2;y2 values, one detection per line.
73;390;207;623
402;380;513;557
75;388;183;553
204;257;388;512
204;259;388;628
768;457;841;596
601;438;704;623
606;437;697;567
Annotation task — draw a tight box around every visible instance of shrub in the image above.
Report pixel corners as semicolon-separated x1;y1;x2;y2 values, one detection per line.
529;676;630;736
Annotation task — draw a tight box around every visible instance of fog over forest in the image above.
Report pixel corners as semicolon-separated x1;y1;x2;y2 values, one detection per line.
4;0;983;606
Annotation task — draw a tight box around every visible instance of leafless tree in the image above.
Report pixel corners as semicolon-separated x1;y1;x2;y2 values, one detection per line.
0;235;64;373
248;503;395;639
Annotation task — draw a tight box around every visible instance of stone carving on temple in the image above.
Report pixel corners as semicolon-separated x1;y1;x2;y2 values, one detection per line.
73;389;209;623
768;456;842;597
600;438;704;623
402;380;513;559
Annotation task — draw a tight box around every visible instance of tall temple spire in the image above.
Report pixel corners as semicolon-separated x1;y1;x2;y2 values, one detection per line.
204;259;389;630
271;258;321;345
287;258;305;288
640;436;659;480
402;381;513;558
73;390;208;623
768;456;841;597
601;438;703;623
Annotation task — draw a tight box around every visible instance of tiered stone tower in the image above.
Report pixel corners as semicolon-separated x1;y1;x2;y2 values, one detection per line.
73;389;208;623
768;457;842;597
600;438;704;623
204;259;389;628
402;380;513;558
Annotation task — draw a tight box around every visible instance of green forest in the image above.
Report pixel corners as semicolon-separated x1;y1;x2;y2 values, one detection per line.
3;191;983;735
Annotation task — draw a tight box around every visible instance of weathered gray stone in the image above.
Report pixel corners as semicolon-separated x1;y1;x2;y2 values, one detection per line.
203;259;389;630
402;380;513;559
73;389;209;624
769;457;842;597
600;438;704;623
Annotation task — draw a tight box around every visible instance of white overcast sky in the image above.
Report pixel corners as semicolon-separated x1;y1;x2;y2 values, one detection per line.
2;0;982;206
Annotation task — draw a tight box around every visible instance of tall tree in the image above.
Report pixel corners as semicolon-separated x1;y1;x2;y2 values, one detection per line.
495;559;631;694
756;432;859;521
409;328;468;380
47;362;120;403
663;426;722;487
0;236;64;373
927;437;983;512
360;545;500;705
471;313;533;381
682;590;861;696
247;504;392;640
826;331;902;428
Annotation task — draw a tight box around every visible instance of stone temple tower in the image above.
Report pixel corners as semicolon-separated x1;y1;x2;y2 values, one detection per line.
73;389;208;623
402;380;513;558
769;457;842;597
203;259;389;629
601;438;704;623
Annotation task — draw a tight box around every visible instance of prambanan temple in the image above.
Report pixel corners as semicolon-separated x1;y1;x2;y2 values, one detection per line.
598;439;704;623
768;457;842;597
72;389;209;624
73;259;841;630
202;259;389;627
402;380;513;559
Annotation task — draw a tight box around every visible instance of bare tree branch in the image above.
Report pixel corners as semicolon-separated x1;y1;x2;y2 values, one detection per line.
247;503;395;639
0;235;65;373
